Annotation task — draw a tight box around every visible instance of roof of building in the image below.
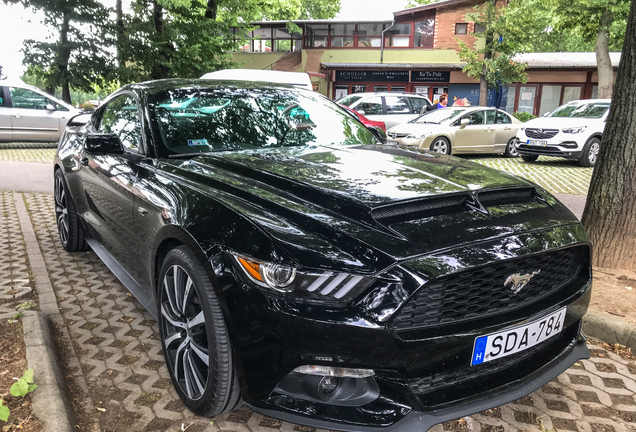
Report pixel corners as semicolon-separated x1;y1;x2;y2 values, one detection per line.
322;52;622;70
250;19;391;26
393;0;475;17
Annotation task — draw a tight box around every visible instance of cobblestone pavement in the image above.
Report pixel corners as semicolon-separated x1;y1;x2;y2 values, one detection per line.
0;191;34;319
15;192;635;432
464;155;592;195
0;148;57;164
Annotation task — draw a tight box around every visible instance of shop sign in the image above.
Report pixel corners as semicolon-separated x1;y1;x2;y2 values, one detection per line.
335;70;410;82
411;71;450;83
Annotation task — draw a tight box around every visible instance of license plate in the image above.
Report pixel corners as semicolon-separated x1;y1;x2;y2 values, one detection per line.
387;141;399;145
527;140;547;146
471;307;566;366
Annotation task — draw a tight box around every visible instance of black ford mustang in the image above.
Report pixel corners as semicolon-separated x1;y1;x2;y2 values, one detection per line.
54;79;591;431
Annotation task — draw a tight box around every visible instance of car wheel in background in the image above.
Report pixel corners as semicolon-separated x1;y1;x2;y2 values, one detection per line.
54;169;89;252
521;154;539;163
430;137;451;155
158;246;242;416
504;138;520;158
578;137;600;167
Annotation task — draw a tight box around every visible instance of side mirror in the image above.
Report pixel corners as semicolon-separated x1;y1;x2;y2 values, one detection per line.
85;133;124;154
357;109;366;115
367;126;387;143
543;112;550;117
45;104;56;111
460;118;470;127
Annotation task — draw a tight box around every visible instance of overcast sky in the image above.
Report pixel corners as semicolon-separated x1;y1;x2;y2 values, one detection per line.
0;0;410;80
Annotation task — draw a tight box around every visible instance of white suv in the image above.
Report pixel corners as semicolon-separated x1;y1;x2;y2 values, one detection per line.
515;99;610;167
336;92;432;129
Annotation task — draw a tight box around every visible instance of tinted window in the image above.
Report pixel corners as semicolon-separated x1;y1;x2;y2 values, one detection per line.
384;96;411;114
407;97;429;114
148;87;378;157
549;102;610;119
0;87;5;107
485;110;496;125
496;111;511;124
336;95;363;107
99;94;142;151
357;97;383;115
10;87;49;109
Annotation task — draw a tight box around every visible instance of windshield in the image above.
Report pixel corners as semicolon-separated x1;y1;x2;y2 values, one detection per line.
336;94;363;107
549;102;610;118
409;109;465;124
148;87;377;157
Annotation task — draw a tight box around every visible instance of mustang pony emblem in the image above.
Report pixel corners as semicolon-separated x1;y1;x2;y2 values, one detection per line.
504;270;541;294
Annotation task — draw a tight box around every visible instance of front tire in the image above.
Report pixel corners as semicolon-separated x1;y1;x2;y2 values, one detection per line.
54;169;89;252
579;137;600;167
158;246;241;417
430;137;451;155
521;154;539;163
504;138;519;158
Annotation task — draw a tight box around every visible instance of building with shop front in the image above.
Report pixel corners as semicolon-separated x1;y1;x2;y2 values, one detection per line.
229;0;620;116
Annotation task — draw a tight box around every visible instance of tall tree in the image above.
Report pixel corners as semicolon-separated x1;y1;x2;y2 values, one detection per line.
552;0;629;99
581;0;636;270
457;0;529;106
3;0;116;103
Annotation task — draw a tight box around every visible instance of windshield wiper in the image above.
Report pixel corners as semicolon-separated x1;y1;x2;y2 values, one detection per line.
167;149;231;158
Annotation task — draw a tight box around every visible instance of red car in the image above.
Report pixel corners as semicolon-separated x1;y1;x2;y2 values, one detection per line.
339;104;386;132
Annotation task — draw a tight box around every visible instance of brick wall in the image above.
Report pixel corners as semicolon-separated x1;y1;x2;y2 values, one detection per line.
434;0;484;51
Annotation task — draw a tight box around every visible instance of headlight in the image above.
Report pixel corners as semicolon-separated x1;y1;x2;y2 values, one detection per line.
232;254;375;302
562;126;587;134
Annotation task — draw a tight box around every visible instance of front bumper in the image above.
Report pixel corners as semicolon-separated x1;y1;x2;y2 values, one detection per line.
213;237;592;430
516;133;585;159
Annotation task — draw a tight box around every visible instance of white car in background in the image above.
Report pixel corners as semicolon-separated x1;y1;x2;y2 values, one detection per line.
336;92;432;129
0;80;82;142
516;99;611;167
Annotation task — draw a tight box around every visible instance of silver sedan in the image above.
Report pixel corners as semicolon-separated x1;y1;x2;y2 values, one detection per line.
386;106;522;157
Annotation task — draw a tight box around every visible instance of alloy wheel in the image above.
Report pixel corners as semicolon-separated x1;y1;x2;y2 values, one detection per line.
589;141;600;165
431;138;449;154
54;176;69;246
160;264;210;401
508;139;519;157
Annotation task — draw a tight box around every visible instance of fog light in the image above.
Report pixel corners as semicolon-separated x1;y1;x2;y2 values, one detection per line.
318;376;339;395
293;365;375;378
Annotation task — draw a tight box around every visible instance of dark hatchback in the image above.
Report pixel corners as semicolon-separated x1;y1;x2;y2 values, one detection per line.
54;79;591;431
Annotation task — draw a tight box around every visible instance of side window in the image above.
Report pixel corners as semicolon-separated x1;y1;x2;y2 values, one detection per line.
407;97;429;114
356;97;383;116
496;111;511;124
9;87;49;109
0;87;5;107
485;110;496;125
99;95;142;152
464;111;485;125
49;100;69;112
385;96;411;114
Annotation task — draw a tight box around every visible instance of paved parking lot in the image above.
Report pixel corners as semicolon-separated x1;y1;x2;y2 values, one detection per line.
0;190;632;432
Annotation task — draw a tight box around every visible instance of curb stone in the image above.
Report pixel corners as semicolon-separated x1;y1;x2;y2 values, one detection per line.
22;311;75;432
582;307;636;353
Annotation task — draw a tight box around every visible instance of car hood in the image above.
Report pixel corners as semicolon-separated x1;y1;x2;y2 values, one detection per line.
523;117;604;129
165;144;579;268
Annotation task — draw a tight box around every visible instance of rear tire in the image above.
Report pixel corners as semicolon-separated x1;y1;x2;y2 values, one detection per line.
158;246;241;417
521;154;539;163
578;137;600;167
54;169;89;252
504;138;519;158
430;137;451;155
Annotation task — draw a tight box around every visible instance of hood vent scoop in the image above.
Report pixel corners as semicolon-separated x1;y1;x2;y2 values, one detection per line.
372;187;537;225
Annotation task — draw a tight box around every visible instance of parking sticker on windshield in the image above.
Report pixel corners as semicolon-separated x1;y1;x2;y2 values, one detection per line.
188;139;209;146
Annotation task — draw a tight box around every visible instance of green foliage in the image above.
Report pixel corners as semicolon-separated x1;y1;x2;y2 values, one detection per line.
10;369;38;398
457;1;529;90
0;400;9;422
512;111;537;122
405;0;438;9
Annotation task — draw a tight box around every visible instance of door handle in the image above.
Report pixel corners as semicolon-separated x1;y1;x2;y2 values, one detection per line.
13;114;21;119
80;157;89;166
138;207;148;216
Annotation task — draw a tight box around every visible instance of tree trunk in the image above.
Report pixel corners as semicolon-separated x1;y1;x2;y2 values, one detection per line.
59;11;72;104
116;0;124;69
581;0;636;270
479;0;497;106
152;0;170;79
205;0;218;20
595;8;614;99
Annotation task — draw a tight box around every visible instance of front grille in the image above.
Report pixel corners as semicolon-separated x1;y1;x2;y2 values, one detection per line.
526;128;558;139
392;246;586;332
388;132;409;139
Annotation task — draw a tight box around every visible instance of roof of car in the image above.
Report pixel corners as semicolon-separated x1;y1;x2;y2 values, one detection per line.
122;78;306;97
344;92;430;98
